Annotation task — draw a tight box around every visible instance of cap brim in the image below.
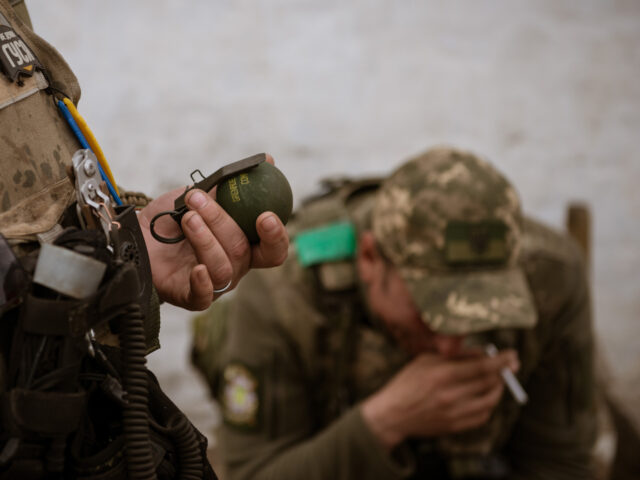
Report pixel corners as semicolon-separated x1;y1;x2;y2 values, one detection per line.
399;266;537;335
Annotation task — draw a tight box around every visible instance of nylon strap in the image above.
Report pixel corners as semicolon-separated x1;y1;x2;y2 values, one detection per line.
3;388;86;435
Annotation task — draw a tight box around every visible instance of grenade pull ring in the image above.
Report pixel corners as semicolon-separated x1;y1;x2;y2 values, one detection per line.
150;154;265;244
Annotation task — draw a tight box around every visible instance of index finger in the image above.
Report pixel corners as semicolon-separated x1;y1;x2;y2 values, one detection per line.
184;189;249;284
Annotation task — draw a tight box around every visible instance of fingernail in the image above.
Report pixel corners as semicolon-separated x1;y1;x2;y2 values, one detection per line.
187;213;204;231
188;191;208;209
261;214;278;233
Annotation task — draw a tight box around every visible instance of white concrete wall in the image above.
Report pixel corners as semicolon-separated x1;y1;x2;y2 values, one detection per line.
26;0;640;440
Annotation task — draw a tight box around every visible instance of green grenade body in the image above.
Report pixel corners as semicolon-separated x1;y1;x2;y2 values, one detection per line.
216;162;293;243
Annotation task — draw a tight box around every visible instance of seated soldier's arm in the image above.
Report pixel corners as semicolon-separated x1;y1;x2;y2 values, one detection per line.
507;252;597;479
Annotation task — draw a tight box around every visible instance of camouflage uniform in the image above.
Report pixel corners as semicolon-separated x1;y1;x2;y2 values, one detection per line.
193;150;596;479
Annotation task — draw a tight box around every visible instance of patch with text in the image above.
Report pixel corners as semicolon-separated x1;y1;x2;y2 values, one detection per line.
0;15;41;83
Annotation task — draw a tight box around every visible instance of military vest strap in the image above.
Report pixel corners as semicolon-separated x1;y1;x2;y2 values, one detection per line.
6;0;29;30
289;177;382;423
3;389;87;436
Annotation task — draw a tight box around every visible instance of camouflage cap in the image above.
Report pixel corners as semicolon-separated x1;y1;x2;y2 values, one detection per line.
372;147;537;335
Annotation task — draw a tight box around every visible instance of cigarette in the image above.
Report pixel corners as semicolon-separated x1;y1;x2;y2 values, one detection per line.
485;343;528;405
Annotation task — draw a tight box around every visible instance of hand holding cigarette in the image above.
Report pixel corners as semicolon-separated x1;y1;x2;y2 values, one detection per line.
485;343;528;405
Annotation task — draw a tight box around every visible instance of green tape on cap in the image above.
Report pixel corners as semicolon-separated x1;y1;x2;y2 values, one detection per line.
294;222;357;267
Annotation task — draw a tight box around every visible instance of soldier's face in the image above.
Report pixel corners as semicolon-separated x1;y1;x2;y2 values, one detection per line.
358;233;465;357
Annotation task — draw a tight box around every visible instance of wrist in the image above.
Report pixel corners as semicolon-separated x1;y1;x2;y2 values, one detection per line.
361;392;405;452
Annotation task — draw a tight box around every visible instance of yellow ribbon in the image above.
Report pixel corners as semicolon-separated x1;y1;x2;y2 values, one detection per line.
62;97;119;196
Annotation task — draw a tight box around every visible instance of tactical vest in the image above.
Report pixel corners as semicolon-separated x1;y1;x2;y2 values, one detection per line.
0;3;214;478
289;177;395;426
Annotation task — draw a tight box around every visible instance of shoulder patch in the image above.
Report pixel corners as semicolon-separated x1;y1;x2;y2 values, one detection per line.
220;362;261;430
0;13;42;84
293;221;357;267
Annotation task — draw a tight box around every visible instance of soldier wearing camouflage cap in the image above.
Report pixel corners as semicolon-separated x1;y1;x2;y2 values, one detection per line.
372;147;536;336
192;147;596;480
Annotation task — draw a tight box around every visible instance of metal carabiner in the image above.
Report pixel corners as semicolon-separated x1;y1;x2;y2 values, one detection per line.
72;149;121;243
149;153;265;244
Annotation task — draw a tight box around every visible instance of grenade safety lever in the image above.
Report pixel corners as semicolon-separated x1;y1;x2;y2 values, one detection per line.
149;153;265;244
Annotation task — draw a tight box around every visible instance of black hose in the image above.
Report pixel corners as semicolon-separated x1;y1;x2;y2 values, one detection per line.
119;303;157;480
168;413;204;480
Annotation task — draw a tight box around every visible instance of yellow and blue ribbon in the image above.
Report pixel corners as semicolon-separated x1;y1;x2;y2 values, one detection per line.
56;98;123;205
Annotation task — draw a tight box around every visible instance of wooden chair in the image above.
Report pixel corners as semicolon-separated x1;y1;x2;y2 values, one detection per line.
565;203;640;480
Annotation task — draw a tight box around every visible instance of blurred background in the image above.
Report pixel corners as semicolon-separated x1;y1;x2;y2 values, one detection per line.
26;0;639;450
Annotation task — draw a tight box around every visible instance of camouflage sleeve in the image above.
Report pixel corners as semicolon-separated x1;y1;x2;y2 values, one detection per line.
221;406;414;480
506;254;597;479
209;270;414;480
118;187;153;209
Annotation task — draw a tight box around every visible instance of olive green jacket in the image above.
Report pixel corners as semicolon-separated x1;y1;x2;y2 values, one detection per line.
193;188;597;480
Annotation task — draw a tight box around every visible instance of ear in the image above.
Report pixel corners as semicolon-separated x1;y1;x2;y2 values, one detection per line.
357;231;380;283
